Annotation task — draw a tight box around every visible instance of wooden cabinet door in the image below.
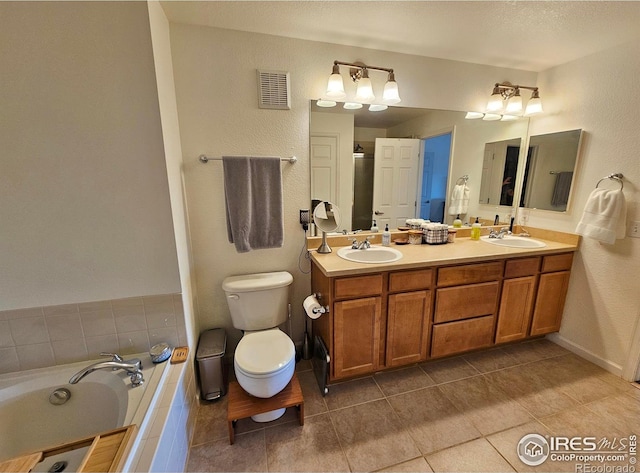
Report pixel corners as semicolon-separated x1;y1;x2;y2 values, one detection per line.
386;290;431;367
495;276;537;343
333;297;382;379
530;271;571;336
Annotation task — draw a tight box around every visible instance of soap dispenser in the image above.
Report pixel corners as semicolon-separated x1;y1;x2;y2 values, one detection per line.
370;220;379;232
382;224;391;246
453;214;462;228
471;217;481;240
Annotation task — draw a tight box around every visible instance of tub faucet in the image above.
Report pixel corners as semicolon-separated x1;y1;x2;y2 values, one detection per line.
69;354;144;387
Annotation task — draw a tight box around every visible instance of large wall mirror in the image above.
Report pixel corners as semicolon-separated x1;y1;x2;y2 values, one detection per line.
520;129;583;212
309;102;530;231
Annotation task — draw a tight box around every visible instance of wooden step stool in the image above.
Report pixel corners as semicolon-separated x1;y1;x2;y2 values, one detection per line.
227;372;304;444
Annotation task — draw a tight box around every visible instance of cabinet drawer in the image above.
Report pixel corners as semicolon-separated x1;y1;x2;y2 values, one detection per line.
437;261;502;287
541;253;573;273
389;269;433;292
504;257;541;278
334;274;383;299
431;316;495;358
434;282;500;323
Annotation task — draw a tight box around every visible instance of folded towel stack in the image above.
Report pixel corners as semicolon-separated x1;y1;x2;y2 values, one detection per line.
575;188;626;244
448;184;470;216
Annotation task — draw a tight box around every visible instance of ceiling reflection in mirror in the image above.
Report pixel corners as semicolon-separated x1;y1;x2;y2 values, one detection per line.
310;102;530;231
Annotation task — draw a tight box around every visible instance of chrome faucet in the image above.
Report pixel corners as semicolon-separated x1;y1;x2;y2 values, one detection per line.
69;353;144;387
349;235;372;249
488;227;511;239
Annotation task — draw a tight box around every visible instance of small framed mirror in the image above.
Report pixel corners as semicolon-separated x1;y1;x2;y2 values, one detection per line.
313;201;341;253
520;129;583;212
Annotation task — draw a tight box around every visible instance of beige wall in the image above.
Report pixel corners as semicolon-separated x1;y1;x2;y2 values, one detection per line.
148;0;199;350
0;2;180;310
526;39;640;376
169;23;536;350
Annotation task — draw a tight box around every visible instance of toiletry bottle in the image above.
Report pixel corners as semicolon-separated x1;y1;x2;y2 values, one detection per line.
453;214;462;228
382;224;391;246
471;217;481;240
370;220;379;232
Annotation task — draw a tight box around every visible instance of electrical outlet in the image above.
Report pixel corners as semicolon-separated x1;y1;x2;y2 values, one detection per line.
630;221;640;239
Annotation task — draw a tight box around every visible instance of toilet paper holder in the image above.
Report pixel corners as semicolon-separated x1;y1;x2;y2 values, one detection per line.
313;293;330;314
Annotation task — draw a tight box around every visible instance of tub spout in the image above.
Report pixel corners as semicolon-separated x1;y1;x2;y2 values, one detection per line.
69;358;144;387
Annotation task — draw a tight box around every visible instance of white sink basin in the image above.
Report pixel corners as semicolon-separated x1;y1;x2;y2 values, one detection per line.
337;246;403;263
480;235;547;248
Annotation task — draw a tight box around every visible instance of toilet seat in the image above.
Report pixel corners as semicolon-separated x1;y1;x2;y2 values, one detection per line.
235;329;295;377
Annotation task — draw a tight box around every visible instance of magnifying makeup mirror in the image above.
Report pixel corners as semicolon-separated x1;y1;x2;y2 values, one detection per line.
313;201;341;253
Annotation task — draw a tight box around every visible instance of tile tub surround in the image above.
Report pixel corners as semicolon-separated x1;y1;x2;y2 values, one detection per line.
186;339;639;472
0;293;186;375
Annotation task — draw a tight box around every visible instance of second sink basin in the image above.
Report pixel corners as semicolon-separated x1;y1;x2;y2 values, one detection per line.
337;246;403;263
480;235;547;248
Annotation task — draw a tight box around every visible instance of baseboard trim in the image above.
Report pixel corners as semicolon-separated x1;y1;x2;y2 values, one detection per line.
546;333;625;378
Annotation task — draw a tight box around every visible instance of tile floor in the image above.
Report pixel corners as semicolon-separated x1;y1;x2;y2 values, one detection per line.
187;339;640;472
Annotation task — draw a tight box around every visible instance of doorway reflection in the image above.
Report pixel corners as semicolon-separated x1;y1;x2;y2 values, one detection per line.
419;133;452;223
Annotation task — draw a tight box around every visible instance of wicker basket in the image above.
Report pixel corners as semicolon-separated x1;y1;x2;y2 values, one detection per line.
424;227;449;245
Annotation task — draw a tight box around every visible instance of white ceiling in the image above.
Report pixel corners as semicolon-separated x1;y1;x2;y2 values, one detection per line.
160;1;640;72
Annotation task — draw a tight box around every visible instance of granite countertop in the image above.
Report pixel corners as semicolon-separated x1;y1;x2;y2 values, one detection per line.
310;229;580;278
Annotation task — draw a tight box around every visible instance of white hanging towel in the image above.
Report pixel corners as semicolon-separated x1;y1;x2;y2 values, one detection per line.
575;188;626;245
447;183;470;216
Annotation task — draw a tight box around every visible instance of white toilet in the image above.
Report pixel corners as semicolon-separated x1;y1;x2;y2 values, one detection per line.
222;271;296;422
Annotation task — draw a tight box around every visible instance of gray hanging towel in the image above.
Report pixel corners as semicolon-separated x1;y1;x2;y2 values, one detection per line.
551;172;573;206
223;156;284;253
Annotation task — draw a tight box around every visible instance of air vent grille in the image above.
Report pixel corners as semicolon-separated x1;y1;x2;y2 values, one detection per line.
257;70;291;110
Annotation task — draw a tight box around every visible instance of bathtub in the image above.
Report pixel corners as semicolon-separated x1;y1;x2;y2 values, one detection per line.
0;353;169;470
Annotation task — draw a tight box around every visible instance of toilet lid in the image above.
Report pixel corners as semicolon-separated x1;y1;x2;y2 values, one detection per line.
235;330;295;376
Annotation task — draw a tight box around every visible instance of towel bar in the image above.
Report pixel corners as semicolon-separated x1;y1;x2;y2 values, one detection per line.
199;154;297;164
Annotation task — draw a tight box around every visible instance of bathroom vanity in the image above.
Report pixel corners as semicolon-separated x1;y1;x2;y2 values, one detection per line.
310;229;579;384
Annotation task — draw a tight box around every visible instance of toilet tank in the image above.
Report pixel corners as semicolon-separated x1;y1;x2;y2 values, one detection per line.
222;271;293;331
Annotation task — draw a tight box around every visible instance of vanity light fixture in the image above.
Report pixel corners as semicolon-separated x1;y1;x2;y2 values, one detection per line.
325;60;402;105
465;82;543;120
486;82;543;116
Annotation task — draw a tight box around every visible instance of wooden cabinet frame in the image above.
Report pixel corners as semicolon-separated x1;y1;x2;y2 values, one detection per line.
311;251;573;383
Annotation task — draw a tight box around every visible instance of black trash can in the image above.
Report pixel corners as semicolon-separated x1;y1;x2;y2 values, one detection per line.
196;328;227;400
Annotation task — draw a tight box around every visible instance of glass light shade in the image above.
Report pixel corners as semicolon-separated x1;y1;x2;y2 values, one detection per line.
316;99;337;108
524;97;543;116
369;104;388;112
343;102;363;110
326;72;346;100
382;80;401;104
482;113;502;121
355;77;375;103
486;93;504;112
500;114;519;121
505;92;523;114
465;111;484;119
